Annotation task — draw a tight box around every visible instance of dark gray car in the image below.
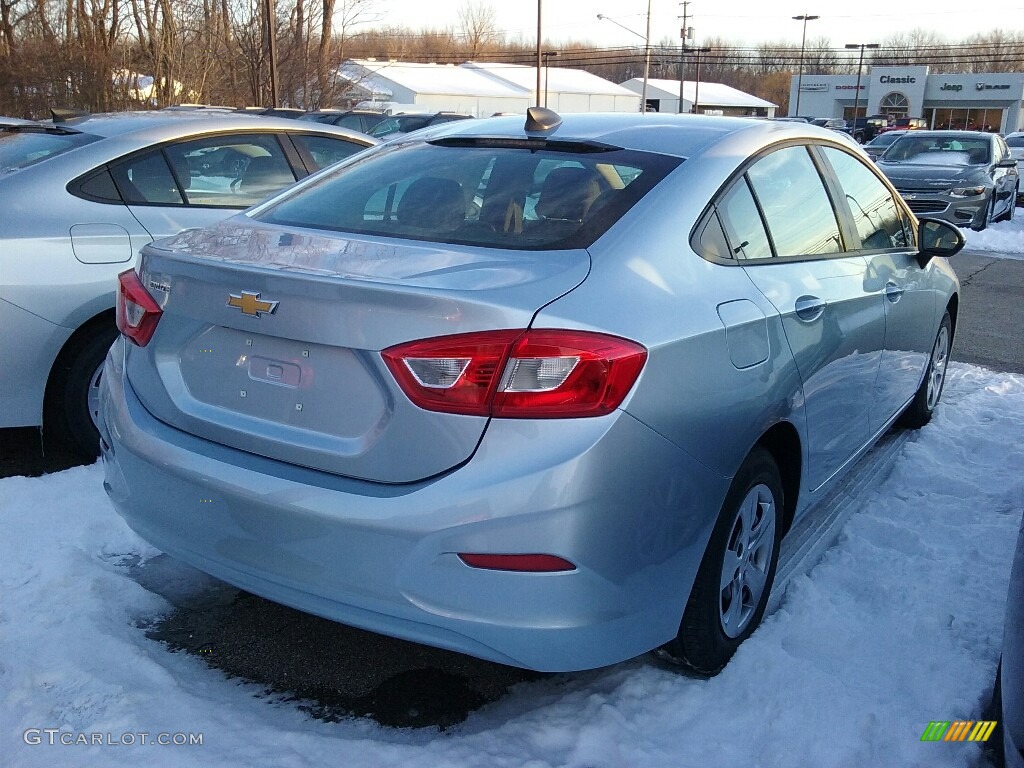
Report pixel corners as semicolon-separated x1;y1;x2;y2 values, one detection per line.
876;130;1018;231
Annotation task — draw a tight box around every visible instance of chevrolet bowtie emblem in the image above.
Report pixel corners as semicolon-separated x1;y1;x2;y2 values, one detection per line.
227;291;278;317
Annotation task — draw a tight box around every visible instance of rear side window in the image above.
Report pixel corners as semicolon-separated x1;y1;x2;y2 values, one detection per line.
111;151;182;204
258;142;680;250
821;147;911;250
718;178;773;260
746;146;843;258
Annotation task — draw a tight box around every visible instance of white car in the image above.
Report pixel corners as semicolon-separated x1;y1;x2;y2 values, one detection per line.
0;112;377;455
1005;131;1024;163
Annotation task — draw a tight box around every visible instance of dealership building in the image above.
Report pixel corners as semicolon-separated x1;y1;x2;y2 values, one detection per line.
789;66;1024;133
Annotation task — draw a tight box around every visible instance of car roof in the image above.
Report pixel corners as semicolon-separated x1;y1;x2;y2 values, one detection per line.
411;111;857;159
42;111;375;142
898;130;993;139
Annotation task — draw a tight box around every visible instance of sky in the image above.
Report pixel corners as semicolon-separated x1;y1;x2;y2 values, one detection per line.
359;0;1024;49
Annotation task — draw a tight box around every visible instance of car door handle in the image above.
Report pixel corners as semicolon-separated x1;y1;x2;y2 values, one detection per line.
884;281;904;303
794;295;826;322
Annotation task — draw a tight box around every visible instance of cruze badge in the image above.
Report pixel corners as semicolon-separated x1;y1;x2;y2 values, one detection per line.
227;291;279;317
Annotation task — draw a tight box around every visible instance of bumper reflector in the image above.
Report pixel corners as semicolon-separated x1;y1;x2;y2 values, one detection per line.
458;553;577;572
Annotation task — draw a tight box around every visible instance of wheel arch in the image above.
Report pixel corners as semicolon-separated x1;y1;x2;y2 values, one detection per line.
945;292;959;339
42;308;117;426
754;421;802;536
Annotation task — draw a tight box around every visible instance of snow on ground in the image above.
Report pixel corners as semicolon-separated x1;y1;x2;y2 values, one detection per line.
962;215;1024;258
2;364;1023;768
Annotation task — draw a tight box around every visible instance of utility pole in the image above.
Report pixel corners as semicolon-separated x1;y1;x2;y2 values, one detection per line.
264;0;279;106
536;0;542;107
678;1;689;114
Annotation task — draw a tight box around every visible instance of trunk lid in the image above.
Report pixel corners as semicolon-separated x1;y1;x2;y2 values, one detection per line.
126;219;590;482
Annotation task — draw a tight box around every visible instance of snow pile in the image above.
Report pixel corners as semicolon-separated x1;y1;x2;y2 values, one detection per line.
1;364;1022;768
962;215;1024;256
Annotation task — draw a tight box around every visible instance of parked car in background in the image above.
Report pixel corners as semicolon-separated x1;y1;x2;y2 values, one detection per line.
299;109;388;135
876;130;1018;230
368;112;474;139
1;115;38;126
994;517;1024;768
234;107;306;119
863;129;908;160
0;111;377;456
100;110;963;677
843;115;889;143
810;117;847;130
882;117;928;132
1004;131;1024;163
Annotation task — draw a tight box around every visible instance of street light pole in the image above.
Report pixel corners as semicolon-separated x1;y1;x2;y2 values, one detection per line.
792;13;819;118
543;50;558;107
678;1;690;113
598;8;652;113
691;46;710;113
845;42;879;138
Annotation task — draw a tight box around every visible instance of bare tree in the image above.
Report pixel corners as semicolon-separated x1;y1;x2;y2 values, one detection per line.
457;0;498;60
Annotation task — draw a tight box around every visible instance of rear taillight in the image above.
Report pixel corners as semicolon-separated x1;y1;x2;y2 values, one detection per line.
116;270;162;347
382;329;647;418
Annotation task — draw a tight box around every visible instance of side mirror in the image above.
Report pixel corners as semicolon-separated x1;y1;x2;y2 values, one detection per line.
917;217;965;266
999;158;1018;168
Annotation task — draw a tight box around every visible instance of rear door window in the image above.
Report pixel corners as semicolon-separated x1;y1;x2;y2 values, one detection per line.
746;145;844;257
112;134;297;208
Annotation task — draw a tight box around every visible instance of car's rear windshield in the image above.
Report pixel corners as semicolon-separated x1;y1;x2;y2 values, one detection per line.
867;132;901;147
256;140;681;250
0;129;98;172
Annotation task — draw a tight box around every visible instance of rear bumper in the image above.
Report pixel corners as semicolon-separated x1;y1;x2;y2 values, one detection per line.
99;339;729;671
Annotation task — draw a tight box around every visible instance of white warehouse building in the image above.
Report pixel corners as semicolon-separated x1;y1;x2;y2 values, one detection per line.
620;77;777;117
336;60;641;115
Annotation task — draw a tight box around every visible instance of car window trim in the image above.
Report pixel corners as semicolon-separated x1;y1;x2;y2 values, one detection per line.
815;143;921;253
79;129;318;209
286;132;373;175
692;137;914;267
812;143;919;255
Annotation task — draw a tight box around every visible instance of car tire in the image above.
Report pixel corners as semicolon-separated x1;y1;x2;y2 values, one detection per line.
656;447;783;675
998;186;1018;222
973;194;996;231
900;311;952;429
45;324;119;458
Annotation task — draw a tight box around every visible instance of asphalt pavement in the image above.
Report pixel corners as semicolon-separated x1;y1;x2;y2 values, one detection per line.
2;246;1022;728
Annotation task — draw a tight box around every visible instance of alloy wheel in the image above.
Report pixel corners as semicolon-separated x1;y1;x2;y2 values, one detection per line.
719;483;777;639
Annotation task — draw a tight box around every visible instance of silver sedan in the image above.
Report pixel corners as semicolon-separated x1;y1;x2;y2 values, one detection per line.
0;112;377;455
99;110;963;674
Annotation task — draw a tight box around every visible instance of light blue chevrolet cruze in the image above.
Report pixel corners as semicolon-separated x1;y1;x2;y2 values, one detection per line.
99;109;963;674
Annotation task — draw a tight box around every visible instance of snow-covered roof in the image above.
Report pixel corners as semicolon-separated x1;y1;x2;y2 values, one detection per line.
466;63;638;97
622;77;777;108
340;60;637;101
343;60;529;98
